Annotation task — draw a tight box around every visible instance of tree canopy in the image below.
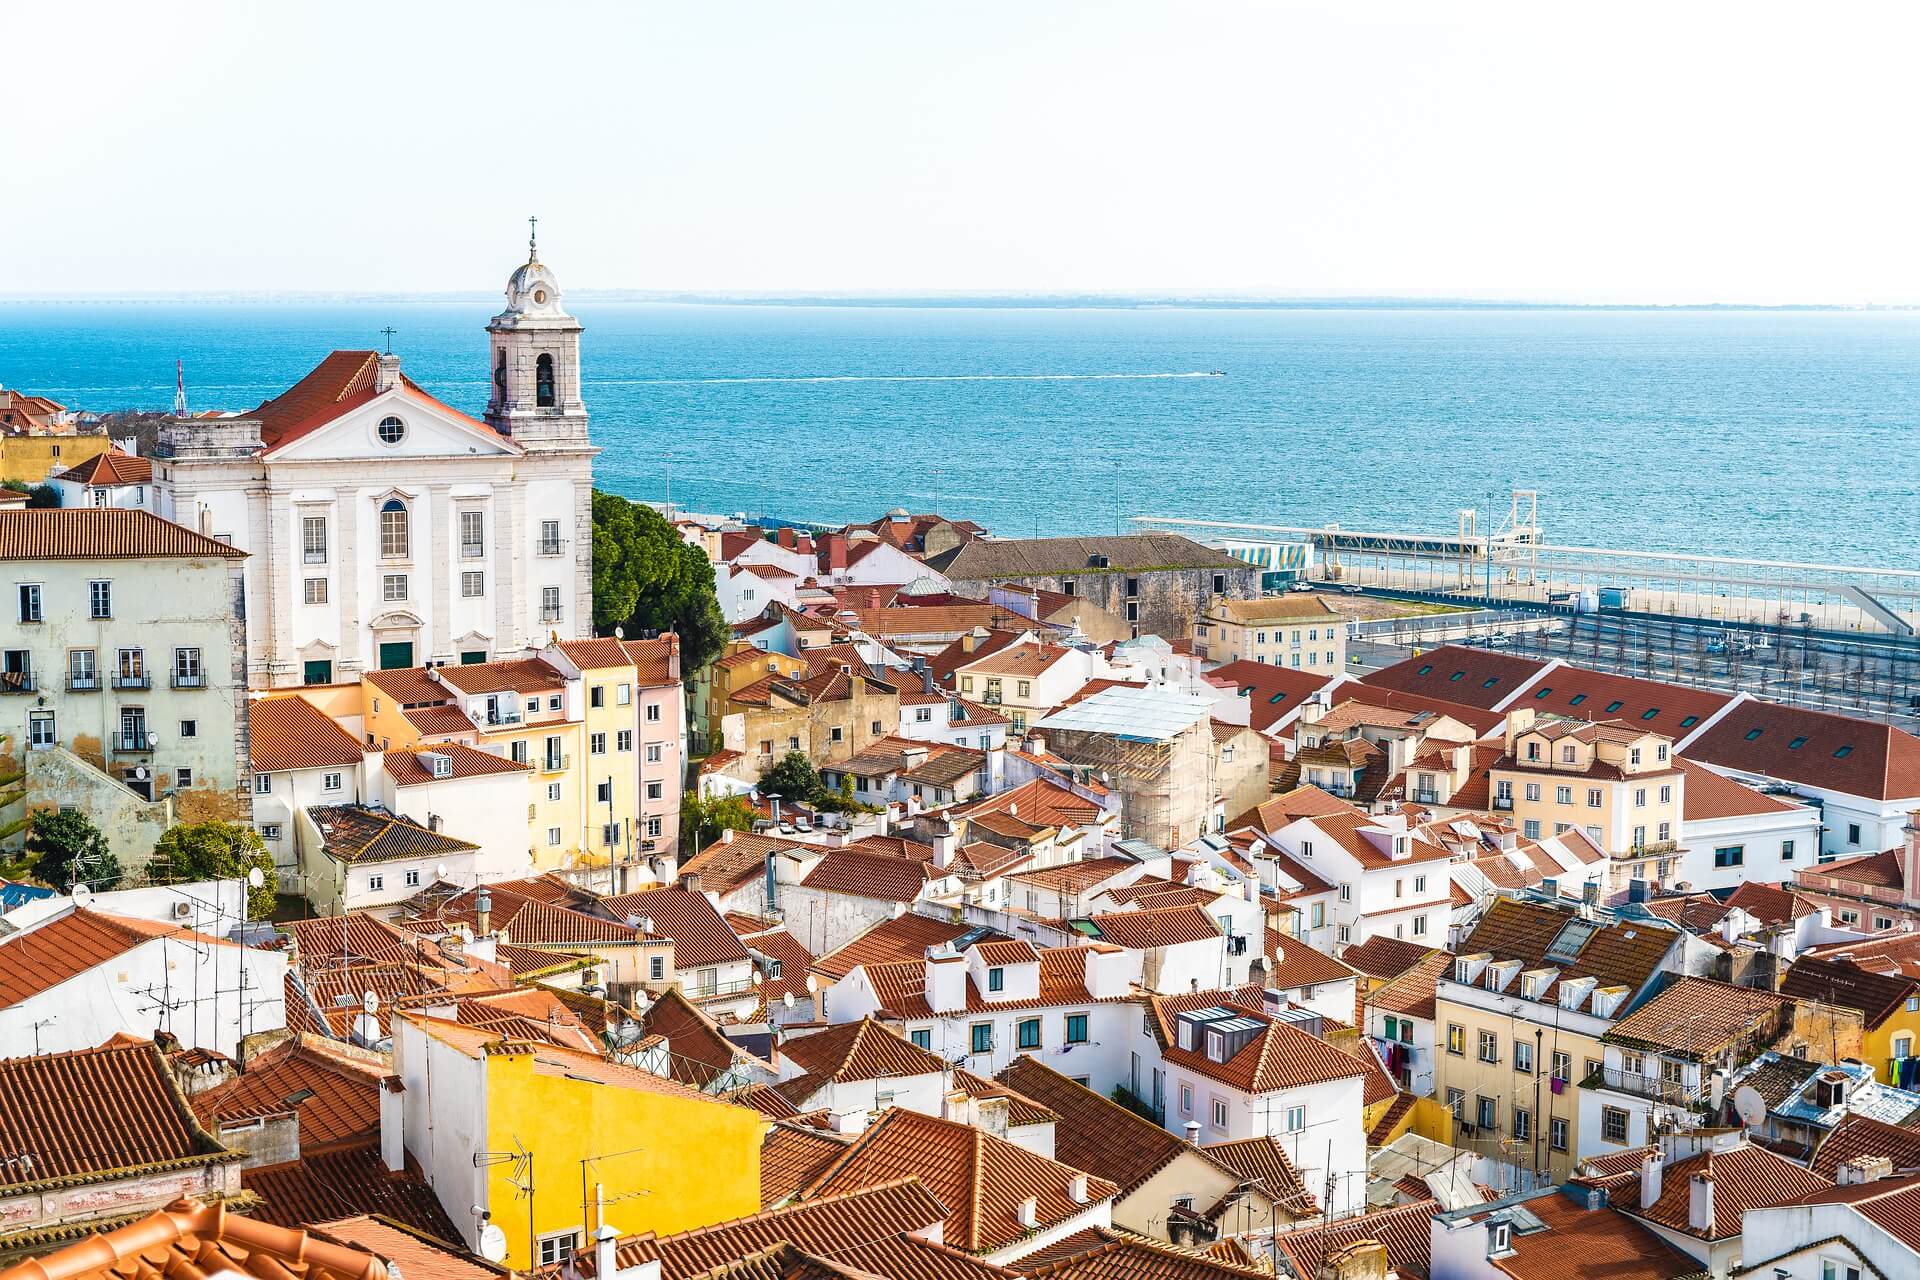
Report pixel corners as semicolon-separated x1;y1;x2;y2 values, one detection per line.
23;809;120;891
148;821;277;918
592;491;728;674
759;750;820;801
680;791;758;851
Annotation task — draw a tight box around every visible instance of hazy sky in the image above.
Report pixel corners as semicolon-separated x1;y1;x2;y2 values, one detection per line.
11;2;1919;302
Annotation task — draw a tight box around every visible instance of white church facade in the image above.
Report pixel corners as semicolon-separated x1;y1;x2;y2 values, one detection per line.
154;236;598;688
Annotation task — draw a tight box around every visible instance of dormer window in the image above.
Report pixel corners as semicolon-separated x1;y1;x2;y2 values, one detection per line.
988;967;1005;993
1300;840;1313;858
1526;741;1541;761
1561;745;1576;763
1488;1221;1512;1256
1630;747;1643;765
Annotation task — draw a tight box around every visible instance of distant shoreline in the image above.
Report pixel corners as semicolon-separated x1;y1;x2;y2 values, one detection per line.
5;293;1918;313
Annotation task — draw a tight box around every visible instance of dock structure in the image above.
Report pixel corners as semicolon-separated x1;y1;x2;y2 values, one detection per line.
1136;490;1920;639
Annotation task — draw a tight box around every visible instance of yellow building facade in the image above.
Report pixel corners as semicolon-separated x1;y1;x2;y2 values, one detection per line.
0;432;113;484
399;1014;766;1270
1193;594;1348;671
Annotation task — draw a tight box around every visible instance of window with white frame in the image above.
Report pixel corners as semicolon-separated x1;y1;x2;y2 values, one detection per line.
1285;1105;1305;1132
323;772;342;791
382;574;408;602
89;580;112;619
304;577;328;604
461;571;485;598
460;510;486;558
368;874;384;891
302;516;328;563
541;586;562;619
379;499;408;558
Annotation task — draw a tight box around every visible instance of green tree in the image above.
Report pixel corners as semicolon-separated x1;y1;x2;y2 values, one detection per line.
680;791;759;850
148;821;276;918
591;490;729;673
24;809;120;890
760;750;820;802
0;479;58;509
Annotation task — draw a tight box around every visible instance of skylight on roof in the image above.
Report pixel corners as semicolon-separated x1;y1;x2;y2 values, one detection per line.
1569;694;1587;706
1449;672;1465;682
1605;700;1624;713
1788;736;1807;750
1641;708;1660;721
1482;678;1499;688
1416;664;1434;676
1534;688;1552;700
1546;918;1600;965
1834;745;1854;759
1680;715;1699;728
1745;728;1764;741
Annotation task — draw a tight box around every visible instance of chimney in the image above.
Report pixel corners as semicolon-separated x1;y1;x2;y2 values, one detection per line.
1068;1173;1089;1204
830;1109;869;1136
1639;1151;1663;1209
1083;946;1130;999
474;889;493;936
1838;1154;1894;1185
827;534;849;575
379;1076;405;1172
1025;732;1047;757
922;667;935;695
592;1183;618;1280
1452;742;1474;786
925;951;967;1014
1902;811;1920;909
1687;1173;1714;1235
720;828;736;844
1017;1197;1038;1229
374;350;403;393
1184;1119;1202;1144
666;632;681;682
679;872;702;893
1314;1240;1388;1280
932;824;957;871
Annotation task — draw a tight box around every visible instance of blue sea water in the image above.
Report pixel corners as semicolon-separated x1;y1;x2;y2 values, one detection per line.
1;301;1917;568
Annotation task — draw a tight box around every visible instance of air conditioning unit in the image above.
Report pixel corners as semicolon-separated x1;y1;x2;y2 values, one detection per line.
171;901;193;921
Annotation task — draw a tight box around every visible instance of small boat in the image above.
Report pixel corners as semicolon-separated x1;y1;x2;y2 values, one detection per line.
1208;369;1225;376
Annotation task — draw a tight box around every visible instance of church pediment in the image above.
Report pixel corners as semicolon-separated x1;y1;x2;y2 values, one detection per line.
369;609;425;631
265;385;522;463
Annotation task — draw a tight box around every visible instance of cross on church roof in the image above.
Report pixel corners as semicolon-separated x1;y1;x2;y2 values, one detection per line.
528;215;538;263
380;326;397;355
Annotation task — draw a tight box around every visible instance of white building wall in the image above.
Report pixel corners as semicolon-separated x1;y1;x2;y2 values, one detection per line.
1676;807;1824;892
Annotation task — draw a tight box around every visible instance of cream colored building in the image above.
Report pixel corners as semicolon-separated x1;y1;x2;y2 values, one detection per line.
1491;708;1684;890
1194;594;1347;672
1431;897;1689;1182
0;509;250;862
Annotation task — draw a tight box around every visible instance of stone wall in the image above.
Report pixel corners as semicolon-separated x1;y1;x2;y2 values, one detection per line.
25;745;173;864
951;563;1258;640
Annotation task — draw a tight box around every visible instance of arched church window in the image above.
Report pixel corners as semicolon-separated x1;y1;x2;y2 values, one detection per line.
494;349;507;402
380;499;409;559
536;353;556;408
377;415;406;445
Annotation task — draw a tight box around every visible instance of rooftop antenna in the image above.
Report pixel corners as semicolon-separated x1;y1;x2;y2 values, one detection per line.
172;359;188;417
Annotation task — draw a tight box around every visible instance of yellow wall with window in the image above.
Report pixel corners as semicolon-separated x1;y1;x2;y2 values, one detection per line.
1432;993;1602;1182
576;658;644;867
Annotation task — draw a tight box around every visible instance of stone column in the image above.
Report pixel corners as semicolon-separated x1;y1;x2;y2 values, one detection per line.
429;483;454;663
494;472;521;657
264;491;295;687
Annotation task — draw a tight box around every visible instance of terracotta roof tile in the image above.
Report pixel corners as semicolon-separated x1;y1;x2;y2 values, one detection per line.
1605;976;1794;1059
1198;1135;1317;1215
1366;950;1452;1022
1625;1142;1831;1240
1456;897;1679;1011
760;1123;854;1208
1810;1113;1920;1180
953;777;1106;830
249;696;365;772
1086;905;1221;950
6;1197;398;1280
0;1040;231;1191
308;804;479;864
1487;1188;1702;1280
0;508;244;560
1338;935;1439;983
309;1215;503;1280
0;909;236;1008
780;1017;950;1083
53;448;153;487
799;1108;1118;1253
995;1056;1192;1196
1151;996;1369;1094
802;849;940;903
1007;857;1138;897
1271;1198;1437;1280
813;915;999;980
1264;939;1356;991
243;1138;462;1241
1780;954;1920;1027
1686;700;1920;802
1018;1235;1268;1280
600;885;750;967
383;741;529;784
192;1039;385;1147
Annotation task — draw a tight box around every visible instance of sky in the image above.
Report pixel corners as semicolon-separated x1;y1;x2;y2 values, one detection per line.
9;1;1920;304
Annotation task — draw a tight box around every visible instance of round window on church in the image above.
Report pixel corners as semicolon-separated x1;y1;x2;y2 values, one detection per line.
532;288;548;305
377;415;406;446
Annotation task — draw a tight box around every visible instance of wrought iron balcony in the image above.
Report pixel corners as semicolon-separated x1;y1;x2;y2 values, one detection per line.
171;671;207;690
1492;795;1515;811
1414;788;1441;804
112;673;152;690
537;538;567;557
67;674;101;692
112;730;155;753
1583;1064;1702;1106
0;672;35;695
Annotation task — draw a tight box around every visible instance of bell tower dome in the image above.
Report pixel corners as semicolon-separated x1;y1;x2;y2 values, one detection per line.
485;218;589;449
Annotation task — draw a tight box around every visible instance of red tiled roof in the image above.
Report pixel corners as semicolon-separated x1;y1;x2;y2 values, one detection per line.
1086;905;1221;950
1810;1114;1920;1180
802;849;939;903
1198;1135;1317;1215
1770;1174;1920;1252
995;1056;1193;1197
0;909;236;1008
600;885;750;967
53;448;152;487
1265;939;1357;991
243;1138;462;1241
1457;897;1679;1012
1203;662;1343;734
1780;954;1920;1027
781;1018;949;1083
1686;700;1920;802
800;1109;1117;1253
1337;682;1509;736
438;657;566;696
309;1216;502;1280
760;1123;854;1208
1019;1234;1269;1280
1625;1142;1831;1240
1516;667;1733;738
1363;644;1549;709
1271;1199;1436;1280
7;1198;400;1280
1338;935;1439;982
1676;758;1807;821
0;1040;231;1190
383;741;529;784
1007;856;1138;897
813;914;998;980
858;947;1099;1020
192;1039;385;1147
1489;1188;1702;1280
308;803;479;865
1605;976;1793;1059
0;508;244;560
249;696;365;772
953;777;1106;830
1366;950;1452;1022
1151;998;1370;1095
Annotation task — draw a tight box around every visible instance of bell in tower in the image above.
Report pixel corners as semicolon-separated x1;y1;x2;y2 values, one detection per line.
484;217;590;450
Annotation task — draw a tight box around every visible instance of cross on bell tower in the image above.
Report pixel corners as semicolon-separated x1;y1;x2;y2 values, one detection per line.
484;222;588;451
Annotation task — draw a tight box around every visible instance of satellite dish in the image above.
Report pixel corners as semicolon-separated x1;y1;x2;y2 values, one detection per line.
614;626;625;640
1733;1085;1767;1128
783;992;795;1009
477;1224;509;1263
71;884;92;906
436;863;448;879
805;974;819;994
751;971;762;986
246;867;264;889
362;991;380;1014
135;766;150;781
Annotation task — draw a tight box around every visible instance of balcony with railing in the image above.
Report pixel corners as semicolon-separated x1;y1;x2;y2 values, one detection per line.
1492;795;1514;811
112;672;152;691
539;608;565;624
1582;1064;1704;1108
1414;788;1441;804
536;537;567;557
541;753;571;774
1630;840;1680;858
67;673;100;692
170;670;207;690
112;730;155;754
0;672;35;695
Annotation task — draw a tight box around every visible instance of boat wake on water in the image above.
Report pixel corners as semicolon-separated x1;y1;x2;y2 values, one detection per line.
603;371;1225;385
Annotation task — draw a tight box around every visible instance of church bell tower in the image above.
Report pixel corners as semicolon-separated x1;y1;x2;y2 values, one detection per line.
485;217;590;449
